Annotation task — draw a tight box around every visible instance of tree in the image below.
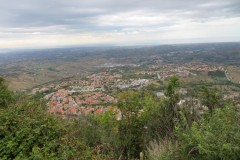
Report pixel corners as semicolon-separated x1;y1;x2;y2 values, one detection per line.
0;98;96;159
117;90;145;159
164;76;180;138
175;107;240;160
198;86;221;113
0;77;12;108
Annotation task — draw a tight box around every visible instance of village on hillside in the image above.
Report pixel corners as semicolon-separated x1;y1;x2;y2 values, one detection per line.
31;62;240;117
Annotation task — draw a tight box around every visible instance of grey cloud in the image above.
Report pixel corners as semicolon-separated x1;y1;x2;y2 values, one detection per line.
0;0;240;35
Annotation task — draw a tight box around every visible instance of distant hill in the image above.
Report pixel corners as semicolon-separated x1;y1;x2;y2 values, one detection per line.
0;42;239;90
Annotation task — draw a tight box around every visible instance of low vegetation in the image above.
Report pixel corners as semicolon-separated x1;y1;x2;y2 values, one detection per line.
208;70;228;82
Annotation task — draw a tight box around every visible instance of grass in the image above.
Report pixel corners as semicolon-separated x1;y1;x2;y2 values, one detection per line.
208;70;226;78
208;70;228;82
227;66;240;83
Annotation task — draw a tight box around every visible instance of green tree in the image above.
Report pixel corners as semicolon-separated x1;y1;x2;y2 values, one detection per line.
164;76;180;138
175;106;240;160
0;99;95;159
198;86;222;113
117;90;145;159
0;77;12;108
142;77;181;141
94;110;120;158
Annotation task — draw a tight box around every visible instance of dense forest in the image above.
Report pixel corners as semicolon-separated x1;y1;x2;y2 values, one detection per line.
1;76;240;160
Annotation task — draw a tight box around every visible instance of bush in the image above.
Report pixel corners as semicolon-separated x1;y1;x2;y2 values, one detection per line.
0;99;95;159
175;107;240;160
0;77;12;108
147;138;177;160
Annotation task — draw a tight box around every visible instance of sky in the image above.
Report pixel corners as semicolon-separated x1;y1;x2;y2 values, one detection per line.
0;0;240;49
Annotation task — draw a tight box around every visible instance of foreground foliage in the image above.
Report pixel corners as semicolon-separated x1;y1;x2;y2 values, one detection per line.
0;77;12;108
0;98;98;159
1;77;240;160
175;107;240;160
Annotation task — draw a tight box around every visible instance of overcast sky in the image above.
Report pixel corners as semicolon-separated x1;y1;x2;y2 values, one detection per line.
0;0;240;49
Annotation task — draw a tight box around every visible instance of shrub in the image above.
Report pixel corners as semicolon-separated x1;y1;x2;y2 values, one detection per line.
175;107;240;160
0;77;12;108
0;100;95;159
146;138;177;160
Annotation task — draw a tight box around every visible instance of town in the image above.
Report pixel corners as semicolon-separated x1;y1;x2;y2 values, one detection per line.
31;62;240;117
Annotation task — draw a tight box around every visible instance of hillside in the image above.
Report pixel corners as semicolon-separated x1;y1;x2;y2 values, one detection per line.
1;42;240;91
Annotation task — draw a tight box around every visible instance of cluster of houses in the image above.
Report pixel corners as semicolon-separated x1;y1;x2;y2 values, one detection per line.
45;89;117;116
85;72;122;88
32;80;80;94
148;63;224;71
136;63;224;80
98;63;139;68
31;62;239;118
117;79;149;89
